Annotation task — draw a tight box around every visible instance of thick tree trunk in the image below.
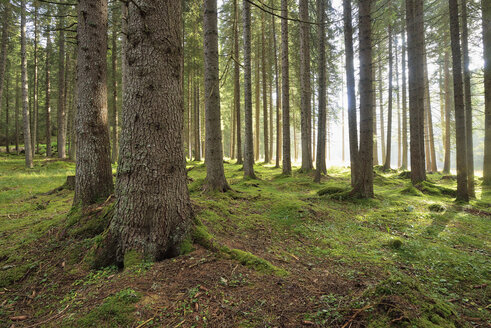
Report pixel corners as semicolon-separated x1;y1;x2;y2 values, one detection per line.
406;0;426;185
0;4;10;126
383;24;393;170
314;0;327;183
261;12;269;164
344;0;358;186
57;8;66;159
401;29;408;170
462;0;475;196
234;0;242;165
443;49;452;174
281;0;291;175
203;0;230;192
111;7;119;164
299;0;312;171
105;0;193;265
242;0;256;178
74;0;114;207
21;0;33;168
483;0;491;185
449;0;469;202
45;30;52;157
352;0;374;197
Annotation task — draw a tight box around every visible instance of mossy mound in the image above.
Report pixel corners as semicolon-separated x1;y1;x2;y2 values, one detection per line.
317;186;347;196
65;202;115;240
417;181;457;197
387;238;403;249
428;203;446;213
400;184;424;196
398;171;412;179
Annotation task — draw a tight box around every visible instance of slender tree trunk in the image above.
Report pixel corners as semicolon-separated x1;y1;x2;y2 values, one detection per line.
103;0;193;265
483;0;491;185
5;59;9;153
443;49;452;174
188;74;192;160
32;1;38;157
234;0;242;164
261;12;269;164
461;0;475;196
402;29;408;170
299;0;312;171
449;0;469;202
373;67;378;165
67;54;76;160
395;36;401;168
406;0;426;185
111;7;119;164
272;14;281;169
383;24;393;170
314;0;326;183
243;0;256;178
0;3;10;123
231;98;236;159
281;0;291;175
21;0;32;168
15;74;19;154
254;35;260;162
378;47;385;162
203;0;230;192
194;82;201;161
352;0;374;197
74;0;113;207
57;8;66;159
45;30;52;157
424;55;437;173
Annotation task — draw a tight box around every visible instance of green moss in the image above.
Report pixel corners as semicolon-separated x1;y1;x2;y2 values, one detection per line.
67;203;114;239
123;250;144;269
428;203;446;213
179;236;195;255
317;186;347;196
400;184;424;196
387;238;403;249
0;263;34;288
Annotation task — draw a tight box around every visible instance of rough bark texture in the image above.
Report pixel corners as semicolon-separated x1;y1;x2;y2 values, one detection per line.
5;59;9;153
443;49;452;174
314;0;326;183
45;30;52;157
111;7;119;164
484;0;491;185
344;0;358;186
281;0;291;175
449;0;469;202
234;0;242;165
383;24;393;171
406;0;426;185
74;0;114;207
273;15;281;169
261;12;269;164
378;48;385;162
32;2;38;156
424;56;437;172
254;37;260;162
242;0;256;178
395;36;401;168
0;3;9;123
299;0;312;171
461;0;475;196
401;30;408;170
203;0;230;192
372;66;378;166
106;0;192;264
194;83;201;161
57;8;66;159
21;0;32;168
15;74;19;153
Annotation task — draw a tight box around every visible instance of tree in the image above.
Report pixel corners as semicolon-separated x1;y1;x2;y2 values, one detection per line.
101;0;193;265
299;0;312;172
281;0;291;175
45;28;52;157
352;0;373;198
383;23;393;171
272;14;281;169
401;29;408;170
314;0;326;183
74;0;114;207
261;11;269;163
234;0;242;165
443;48;452;174
484;0;491;185
343;0;358;186
21;0;33;168
449;0;469;202
32;1;39;156
57;7;66;159
203;0;230;192
242;0;256;178
406;0;426;185
111;5;119;164
0;3;10;123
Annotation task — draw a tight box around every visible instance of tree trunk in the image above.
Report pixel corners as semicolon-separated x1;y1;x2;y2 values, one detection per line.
449;0;469;202
21;0;33;168
67;53;76;160
352;0;374;197
461;0;475;196
15;73;19;154
234;0;242;165
57;8;66;159
406;0;426;185
5;59;9;153
0;3;10;124
254;35;260;162
32;1;38;157
104;0;193;265
74;0;114;207
203;0;230;192
261;11;269;164
272;14;281;169
424;55;437;173
242;0;256;178
395;36;401;168
373;67;378;166
383;24;393;170
401;29;408;170
45;30;52;157
483;0;491;185
194;82;201;161
378;47;385;162
314;0;326;183
111;6;119;164
281;0;291;175
299;0;312;171
443;49;452;174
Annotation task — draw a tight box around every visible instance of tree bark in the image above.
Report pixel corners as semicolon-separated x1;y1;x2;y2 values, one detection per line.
15;73;19;154
406;0;426;185
242;0;256;178
111;5;119;164
372;67;378;166
443;49;452;174
299;0;312;171
254;34;260;162
461;0;475;196
483;0;491;185
57;7;66;159
401;29;408;170
383;24;393;170
281;0;291;175
5;59;9;153
449;0;469;202
0;3;10;126
45;30;52;157
203;0;230;192
234;0;242;164
352;0;374;197
272;14;281;169
378;46;385;162
32;1;39;156
261;11;269;164
344;0;358;186
21;0;33;168
74;0;114;207
314;0;327;183
423;55;437;173
395;36;401;168
105;0;193;265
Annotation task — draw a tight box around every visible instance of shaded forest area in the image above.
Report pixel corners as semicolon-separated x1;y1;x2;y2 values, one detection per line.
0;0;490;327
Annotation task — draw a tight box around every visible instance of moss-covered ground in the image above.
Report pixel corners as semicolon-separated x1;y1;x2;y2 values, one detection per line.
0;153;489;327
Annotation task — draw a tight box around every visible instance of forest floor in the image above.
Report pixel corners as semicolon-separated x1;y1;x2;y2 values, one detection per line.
0;153;489;328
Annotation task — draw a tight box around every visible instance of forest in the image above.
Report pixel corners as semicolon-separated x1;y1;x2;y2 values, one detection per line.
0;0;489;327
